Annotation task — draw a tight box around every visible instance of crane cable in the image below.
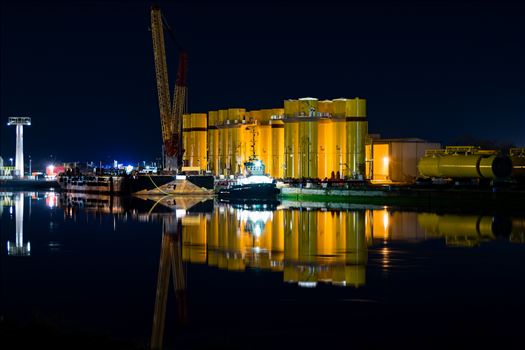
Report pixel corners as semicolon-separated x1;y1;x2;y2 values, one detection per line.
147;194;171;217
147;173;172;195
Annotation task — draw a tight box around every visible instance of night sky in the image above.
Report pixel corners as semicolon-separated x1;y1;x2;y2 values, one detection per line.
1;0;524;168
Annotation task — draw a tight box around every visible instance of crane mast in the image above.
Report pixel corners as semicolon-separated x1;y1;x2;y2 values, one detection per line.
150;6;186;171
171;51;188;170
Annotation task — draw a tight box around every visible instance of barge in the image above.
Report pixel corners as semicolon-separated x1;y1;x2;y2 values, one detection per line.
57;172;214;195
280;182;525;211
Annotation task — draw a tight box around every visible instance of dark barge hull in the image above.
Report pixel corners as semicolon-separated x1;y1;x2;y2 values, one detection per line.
218;183;280;201
58;174;214;194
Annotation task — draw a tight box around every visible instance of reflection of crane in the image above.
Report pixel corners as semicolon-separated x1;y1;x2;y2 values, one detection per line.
150;6;188;171
151;215;187;350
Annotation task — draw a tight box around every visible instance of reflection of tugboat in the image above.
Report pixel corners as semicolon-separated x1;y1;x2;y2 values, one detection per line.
217;159;280;202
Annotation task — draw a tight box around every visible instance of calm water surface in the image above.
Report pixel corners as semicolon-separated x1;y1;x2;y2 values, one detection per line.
1;191;525;349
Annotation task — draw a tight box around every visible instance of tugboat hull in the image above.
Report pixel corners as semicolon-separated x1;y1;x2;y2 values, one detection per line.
218;183;280;201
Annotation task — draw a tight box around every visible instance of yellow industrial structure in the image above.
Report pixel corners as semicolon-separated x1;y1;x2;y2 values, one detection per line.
183;97;368;179
418;146;513;180
365;137;441;182
182;113;207;170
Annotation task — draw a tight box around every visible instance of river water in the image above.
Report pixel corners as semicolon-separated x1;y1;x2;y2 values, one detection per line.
1;191;525;349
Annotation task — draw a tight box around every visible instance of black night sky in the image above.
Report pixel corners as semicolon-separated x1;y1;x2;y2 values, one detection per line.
1;0;524;168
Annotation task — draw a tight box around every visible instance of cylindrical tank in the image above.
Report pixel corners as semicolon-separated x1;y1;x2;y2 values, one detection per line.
227;127;234;175
332;119;346;179
259;124;272;175
346;97;367;117
191;113;207;170
332;98;347;117
259;109;272;123
228;108;245;124
218;109;228;125
317;100;333;116
284;99;300;117
182;114;192;165
249;110;262;124
317;118;333;179
284;121;299;178
272;108;284;119
510;148;525;179
229;125;243;175
346;98;367;178
298;119;318;178
418;154;513;179
299;97;318;117
208;111;219;174
271;119;285;178
511;156;525;179
219;125;229;175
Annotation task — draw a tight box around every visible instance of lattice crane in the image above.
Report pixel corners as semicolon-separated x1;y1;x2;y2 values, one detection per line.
150;6;187;171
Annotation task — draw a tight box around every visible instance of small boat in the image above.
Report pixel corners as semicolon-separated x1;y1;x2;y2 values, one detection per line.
217;158;280;202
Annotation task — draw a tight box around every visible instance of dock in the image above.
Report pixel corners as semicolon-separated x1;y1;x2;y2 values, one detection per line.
280;185;525;211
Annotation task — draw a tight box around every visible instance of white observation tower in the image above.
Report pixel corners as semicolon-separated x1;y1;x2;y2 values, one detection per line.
7;117;31;178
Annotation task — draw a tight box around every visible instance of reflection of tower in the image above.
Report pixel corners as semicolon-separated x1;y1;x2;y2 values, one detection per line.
7;117;31;178
281;209;369;287
151;214;187;350
7;193;30;256
343;210;367;287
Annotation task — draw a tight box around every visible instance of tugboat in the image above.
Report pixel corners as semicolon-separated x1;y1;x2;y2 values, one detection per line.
217;158;280;202
217;125;280;203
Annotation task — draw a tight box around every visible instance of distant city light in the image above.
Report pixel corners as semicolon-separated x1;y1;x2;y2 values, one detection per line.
125;165;134;174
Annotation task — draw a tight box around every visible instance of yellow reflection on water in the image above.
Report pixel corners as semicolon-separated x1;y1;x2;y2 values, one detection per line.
182;208;369;288
178;206;524;288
